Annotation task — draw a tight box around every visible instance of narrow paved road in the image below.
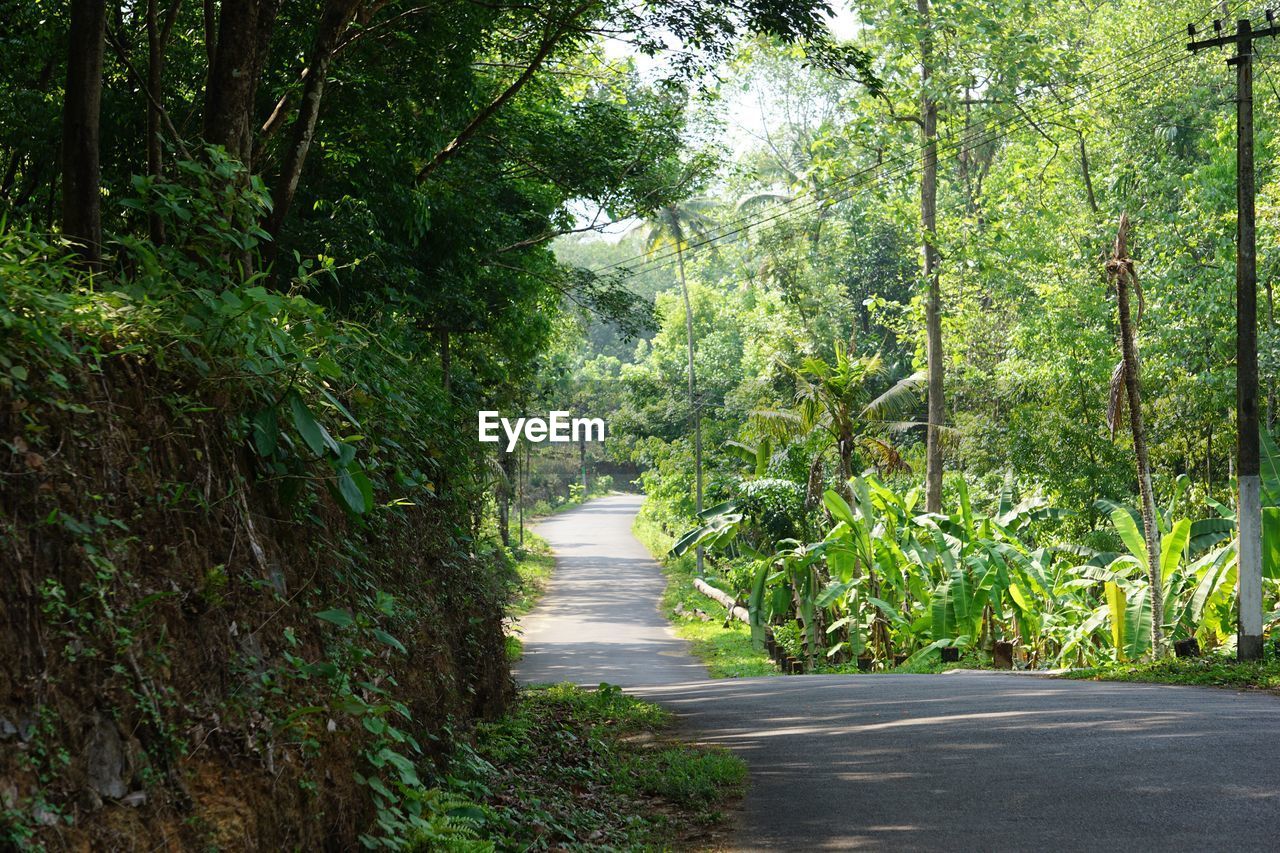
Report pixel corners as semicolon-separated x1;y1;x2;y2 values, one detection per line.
516;495;1280;851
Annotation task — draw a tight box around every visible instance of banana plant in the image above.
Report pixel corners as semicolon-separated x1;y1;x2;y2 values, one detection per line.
670;500;745;557
1094;505;1192;659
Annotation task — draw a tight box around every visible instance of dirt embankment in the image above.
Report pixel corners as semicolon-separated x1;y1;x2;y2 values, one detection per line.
0;353;511;849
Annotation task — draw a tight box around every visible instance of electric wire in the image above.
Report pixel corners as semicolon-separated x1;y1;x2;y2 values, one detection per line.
588;2;1236;281
606;45;1192;283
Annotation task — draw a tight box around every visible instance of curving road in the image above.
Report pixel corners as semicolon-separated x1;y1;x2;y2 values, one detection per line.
515;495;1280;851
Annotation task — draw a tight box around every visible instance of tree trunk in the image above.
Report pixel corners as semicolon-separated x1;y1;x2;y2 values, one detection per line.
439;329;451;396
145;0;182;244
677;244;704;575
61;0;107;268
265;0;361;245
498;450;515;548
203;0;278;165
146;0;165;243
1112;219;1165;658
919;0;945;513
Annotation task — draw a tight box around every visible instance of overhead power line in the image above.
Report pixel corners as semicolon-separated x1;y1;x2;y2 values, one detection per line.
591;3;1234;281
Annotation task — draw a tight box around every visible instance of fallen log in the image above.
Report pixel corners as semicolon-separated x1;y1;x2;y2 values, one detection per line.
693;578;750;624
691;579;796;672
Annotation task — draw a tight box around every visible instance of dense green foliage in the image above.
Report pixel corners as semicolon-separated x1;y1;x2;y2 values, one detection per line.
581;1;1280;673
12;0;1280;843
0;0;856;847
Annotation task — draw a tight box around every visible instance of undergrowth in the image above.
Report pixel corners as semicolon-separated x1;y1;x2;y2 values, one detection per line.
1066;651;1280;690
505;532;555;619
1;156;509;850
416;683;745;851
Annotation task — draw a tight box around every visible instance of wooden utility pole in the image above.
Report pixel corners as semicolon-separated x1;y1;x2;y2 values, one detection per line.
1187;16;1273;660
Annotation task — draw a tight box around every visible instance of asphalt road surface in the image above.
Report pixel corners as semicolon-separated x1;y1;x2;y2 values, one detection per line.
515;494;1280;851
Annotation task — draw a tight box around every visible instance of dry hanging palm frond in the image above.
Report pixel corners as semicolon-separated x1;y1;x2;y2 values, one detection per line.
1102;211;1166;658
860;436;912;476
1106;359;1127;438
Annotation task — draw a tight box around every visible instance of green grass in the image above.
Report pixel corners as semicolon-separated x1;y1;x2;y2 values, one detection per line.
1065;652;1280;690
632;508;778;679
428;683;746;850
505;531;555;619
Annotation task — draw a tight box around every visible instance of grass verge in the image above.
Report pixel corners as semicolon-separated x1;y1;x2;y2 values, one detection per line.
1064;652;1280;691
428;683;745;850
506;530;556;619
632;506;777;678
503;530;556;663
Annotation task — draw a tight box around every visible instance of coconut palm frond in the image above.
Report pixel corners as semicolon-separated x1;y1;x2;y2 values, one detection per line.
639;199;719;257
861;371;926;422
877;419;930;434
749;408;804;440
736;190;793;213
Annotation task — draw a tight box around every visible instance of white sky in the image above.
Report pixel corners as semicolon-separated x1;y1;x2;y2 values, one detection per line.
576;3;858;241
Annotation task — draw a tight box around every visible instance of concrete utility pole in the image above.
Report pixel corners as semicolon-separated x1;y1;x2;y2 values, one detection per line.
1187;15;1274;660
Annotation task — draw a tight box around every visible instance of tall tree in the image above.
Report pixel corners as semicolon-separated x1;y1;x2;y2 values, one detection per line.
264;0;365;243
203;0;279;165
61;0;107;267
145;0;184;243
1105;213;1165;659
640;200;715;574
918;0;945;513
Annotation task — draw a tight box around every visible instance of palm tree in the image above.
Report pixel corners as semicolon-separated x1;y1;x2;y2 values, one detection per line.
752;342;926;491
735;146;836;251
1105;213;1165;658
638;199;716;574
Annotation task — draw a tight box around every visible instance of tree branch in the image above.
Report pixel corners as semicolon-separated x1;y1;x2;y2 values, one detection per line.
415;0;598;183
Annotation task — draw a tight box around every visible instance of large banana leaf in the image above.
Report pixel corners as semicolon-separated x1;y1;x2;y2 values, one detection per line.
930;578;960;640
1264;507;1280;580
1187;546;1235;627
1109;506;1148;564
1095;498;1141;531
1162;474;1190;534
1159;518;1190;586
1123;583;1152;659
949;563;971;624
823;489;858;529
1105;581;1126;657
1189;518;1234;555
867;596;913;630
815;579;856;609
1262;429;1280;504
956;478;974;538
747;560;771;649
